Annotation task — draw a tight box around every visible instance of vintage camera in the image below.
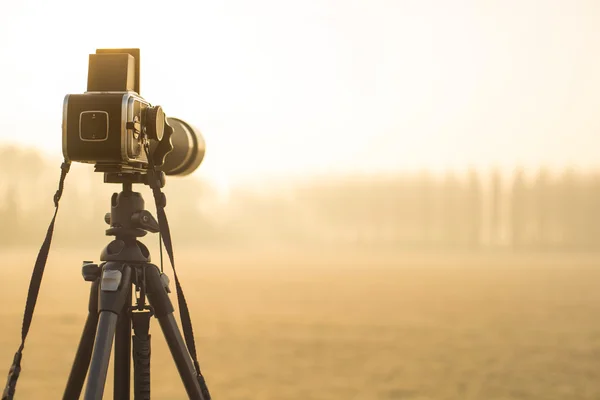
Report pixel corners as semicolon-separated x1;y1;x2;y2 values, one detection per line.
62;49;204;176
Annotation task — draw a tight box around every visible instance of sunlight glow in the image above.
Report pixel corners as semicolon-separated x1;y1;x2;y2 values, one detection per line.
1;0;600;187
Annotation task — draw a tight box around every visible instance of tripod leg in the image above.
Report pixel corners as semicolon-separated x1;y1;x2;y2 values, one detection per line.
84;262;132;400
114;287;132;400
62;280;99;400
85;312;119;399
144;265;205;400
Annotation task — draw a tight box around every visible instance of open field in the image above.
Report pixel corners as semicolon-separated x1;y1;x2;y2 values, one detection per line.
0;248;600;399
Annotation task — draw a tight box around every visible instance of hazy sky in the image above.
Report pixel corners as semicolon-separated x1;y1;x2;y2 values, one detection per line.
1;0;599;188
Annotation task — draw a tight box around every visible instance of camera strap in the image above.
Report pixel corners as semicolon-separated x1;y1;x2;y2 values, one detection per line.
145;146;211;400
2;161;71;400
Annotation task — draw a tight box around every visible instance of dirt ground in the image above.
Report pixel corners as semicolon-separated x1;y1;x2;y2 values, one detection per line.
0;248;599;399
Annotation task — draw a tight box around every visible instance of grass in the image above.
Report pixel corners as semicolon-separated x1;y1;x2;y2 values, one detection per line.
0;248;599;399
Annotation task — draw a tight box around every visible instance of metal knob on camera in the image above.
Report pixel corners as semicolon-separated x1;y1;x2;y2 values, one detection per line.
145;106;165;141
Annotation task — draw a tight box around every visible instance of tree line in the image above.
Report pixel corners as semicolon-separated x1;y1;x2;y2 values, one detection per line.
0;146;599;252
286;169;600;251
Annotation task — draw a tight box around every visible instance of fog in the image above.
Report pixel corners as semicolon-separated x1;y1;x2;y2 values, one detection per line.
0;145;597;253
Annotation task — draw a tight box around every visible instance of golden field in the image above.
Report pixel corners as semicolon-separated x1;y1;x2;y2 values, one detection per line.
0;248;599;399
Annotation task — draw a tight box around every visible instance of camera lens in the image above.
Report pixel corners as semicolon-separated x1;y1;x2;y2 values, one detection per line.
160;117;205;176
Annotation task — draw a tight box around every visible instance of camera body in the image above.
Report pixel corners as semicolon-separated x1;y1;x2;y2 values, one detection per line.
62;91;150;170
61;49;171;174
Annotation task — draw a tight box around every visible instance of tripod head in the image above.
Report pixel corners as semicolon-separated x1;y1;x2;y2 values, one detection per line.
100;171;166;263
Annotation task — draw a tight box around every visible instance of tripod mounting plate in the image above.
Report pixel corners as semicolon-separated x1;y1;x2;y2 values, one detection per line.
104;170;166;188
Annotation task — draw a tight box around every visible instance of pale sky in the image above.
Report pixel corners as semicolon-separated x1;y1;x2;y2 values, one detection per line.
1;0;600;189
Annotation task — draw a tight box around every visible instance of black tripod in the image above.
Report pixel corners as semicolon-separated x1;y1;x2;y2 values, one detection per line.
62;180;207;400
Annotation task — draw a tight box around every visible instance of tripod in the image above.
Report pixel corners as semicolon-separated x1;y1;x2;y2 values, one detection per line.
62;181;207;400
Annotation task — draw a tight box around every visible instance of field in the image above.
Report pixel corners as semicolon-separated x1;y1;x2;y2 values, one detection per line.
1;248;600;399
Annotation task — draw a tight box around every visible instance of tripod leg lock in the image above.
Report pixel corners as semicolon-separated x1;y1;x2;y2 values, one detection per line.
100;269;122;292
99;262;132;314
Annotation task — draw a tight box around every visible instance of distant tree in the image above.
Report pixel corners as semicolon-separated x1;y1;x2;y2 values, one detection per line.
510;167;527;250
557;168;579;249
533;168;550;249
466;168;482;249
489;169;502;247
442;172;461;248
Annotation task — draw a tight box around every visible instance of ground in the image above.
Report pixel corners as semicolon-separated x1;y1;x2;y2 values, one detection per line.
0;249;599;399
